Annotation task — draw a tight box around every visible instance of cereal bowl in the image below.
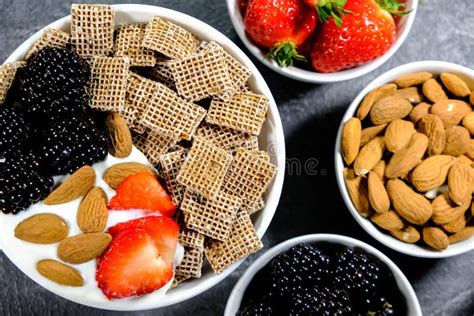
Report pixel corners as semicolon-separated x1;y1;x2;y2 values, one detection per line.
0;4;285;311
335;61;474;258
225;234;422;315
226;0;418;83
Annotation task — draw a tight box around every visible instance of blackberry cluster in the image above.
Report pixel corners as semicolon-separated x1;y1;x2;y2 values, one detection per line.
0;105;30;156
289;286;352;315
239;301;273;316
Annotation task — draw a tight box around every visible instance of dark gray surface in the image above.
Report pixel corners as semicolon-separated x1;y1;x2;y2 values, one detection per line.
1;0;473;315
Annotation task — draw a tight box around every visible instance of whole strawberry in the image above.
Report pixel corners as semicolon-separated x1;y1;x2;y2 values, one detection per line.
311;0;410;73
244;0;317;67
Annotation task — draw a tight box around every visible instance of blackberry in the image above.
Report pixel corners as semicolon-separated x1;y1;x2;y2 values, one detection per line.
271;243;331;296
0;105;30;156
289;286;352;315
0;151;53;214
19;47;90;121
238;301;273;315
36;115;108;175
367;296;395;316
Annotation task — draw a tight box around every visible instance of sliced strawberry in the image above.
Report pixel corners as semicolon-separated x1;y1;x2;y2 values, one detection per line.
108;172;176;217
108;216;178;265
96;228;173;299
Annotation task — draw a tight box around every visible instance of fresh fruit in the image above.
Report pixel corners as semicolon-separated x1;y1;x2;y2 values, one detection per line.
105;112;133;158
108;216;179;265
310;0;408;72
0;105;30;156
244;0;317;67
303;0;351;27
103;162;153;189
37;259;84;287
15;213;68;244
44;166;96;205
96;228;173;299
77;187;108;233
108;172;176;217
289;286;352;314
58;233;112;264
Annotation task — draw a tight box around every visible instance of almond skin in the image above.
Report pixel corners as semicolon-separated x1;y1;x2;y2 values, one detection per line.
422;78;448;103
77;187;108;233
37;259;84;287
430;99;471;127
360;124;387;147
370;96;413;125
57;233;112;264
44;166;96;205
105;112;133;158
448;163;473;205
368;172;390;213
409;102;431;124
462;112;474;135
432;193;471;225
417;114;445;156
357;83;397;120
393;72;433;88
344;168;371;217
440;73;471;97
442;214;467;233
411;155;455;192
387;179;433;225
15;213;68;244
384;119;415;153
423;227;449;250
389;226;420;243
448;226;474;244
385;133;428;179
341;118;361;165
103;162;153;189
354;137;385;176
443;126;470;157
372;160;386;180
371;210;403;230
393;87;422;104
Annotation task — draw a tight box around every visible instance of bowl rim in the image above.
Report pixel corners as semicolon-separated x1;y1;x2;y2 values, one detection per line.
334;60;474;259
1;3;286;311
224;233;422;316
226;0;419;83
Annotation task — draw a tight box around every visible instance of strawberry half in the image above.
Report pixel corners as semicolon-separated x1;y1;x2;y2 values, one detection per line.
108;172;176;217
96;228;173;299
108;216;179;265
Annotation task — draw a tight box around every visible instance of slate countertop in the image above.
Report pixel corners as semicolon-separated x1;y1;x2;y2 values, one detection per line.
1;0;473;315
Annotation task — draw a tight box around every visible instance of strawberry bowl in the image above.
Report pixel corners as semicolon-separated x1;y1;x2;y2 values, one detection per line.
0;4;285;311
226;0;418;83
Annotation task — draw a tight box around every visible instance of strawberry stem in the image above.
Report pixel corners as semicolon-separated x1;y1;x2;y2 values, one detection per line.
377;0;413;15
316;0;351;27
265;41;306;68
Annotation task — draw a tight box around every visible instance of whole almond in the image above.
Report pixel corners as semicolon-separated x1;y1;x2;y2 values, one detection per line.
344;168;371;217
103;162;153;189
77;187;108;233
393;87;422;104
385;133;428;179
442;214;467;233
386;179;433;225
443;126;470;156
368;172;390;213
106;112;133;158
448;163;473;205
341;118;361;165
440;73;471;97
393;72;433;88
370;96;413;125
37;259;83;287
423;227;449;250
432;193;471;224
384;119;415;153
389;225;420;243
455;155;472;165
411;155;455;192
58;233;112;264
409;102;431;124
448;226;474;244
462;112;474;135
430;99;471;127
44;166;96;205
418;114;446;155
357;83;397;120
422;78;448;103
360;124;387;147
371;210;403;230
372;160;386;180
15;213;68;244
354;137;385;176
467;140;474;161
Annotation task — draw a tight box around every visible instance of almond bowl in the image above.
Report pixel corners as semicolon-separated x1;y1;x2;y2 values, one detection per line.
0;4;285;311
335;61;474;258
226;0;418;83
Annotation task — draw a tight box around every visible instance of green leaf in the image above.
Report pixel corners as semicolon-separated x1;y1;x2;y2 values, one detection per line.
316;0;351;27
265;41;306;68
377;0;413;15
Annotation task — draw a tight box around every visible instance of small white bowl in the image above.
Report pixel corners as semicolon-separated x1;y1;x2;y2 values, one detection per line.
225;234;422;316
1;4;286;311
226;0;418;83
335;61;474;258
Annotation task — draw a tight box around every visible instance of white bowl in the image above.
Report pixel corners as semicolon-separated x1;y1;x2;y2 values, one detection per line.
335;61;474;258
0;4;286;311
226;0;418;83
225;234;422;315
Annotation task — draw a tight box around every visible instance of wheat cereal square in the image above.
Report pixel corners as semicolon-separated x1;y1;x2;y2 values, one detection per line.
114;24;156;67
195;122;255;152
0;61;25;104
174;247;204;278
159;148;189;206
26;28;70;60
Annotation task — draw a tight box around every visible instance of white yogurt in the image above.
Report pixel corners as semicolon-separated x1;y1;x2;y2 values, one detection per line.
0;147;184;306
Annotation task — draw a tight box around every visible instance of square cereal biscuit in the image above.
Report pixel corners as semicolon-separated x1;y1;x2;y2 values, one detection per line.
181;190;241;241
142;131;177;165
177;136;233;198
178;227;205;251
172;274;190;288
150;61;175;90
26;28;70;60
206;92;269;136
114;24;156;67
159;148;189;206
205;211;263;273
175;247;204;278
143;17;199;59
71;4;114;58
0;61;25;104
195;122;255;152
